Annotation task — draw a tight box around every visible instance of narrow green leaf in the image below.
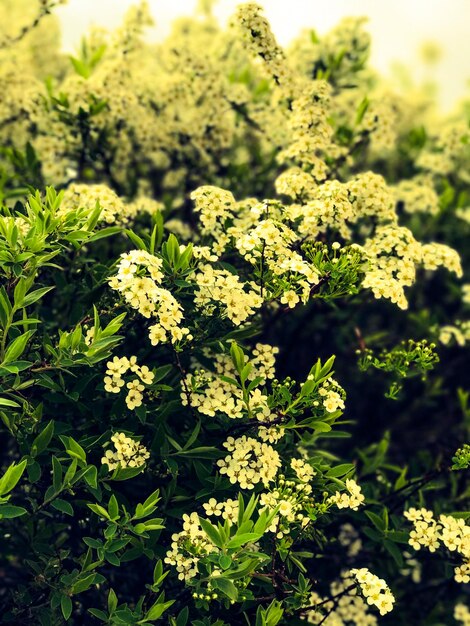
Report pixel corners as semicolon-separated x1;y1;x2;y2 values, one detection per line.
31;420;54;457
51;498;74;516
61;595;73;621
211;577;238;601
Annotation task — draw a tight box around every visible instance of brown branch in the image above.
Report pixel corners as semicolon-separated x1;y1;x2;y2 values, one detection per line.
299;582;356;615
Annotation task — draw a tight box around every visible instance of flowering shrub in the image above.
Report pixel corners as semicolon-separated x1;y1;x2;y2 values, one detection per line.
0;1;469;625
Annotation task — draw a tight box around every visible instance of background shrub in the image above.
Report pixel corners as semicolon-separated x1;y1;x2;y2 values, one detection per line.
0;2;469;625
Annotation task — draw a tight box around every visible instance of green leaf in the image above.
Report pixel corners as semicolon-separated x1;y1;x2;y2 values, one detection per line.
183;421;201;450
134;518;165;533
230;342;245;374
108;494;119;520
88;608;108;621
164;233;180;265
108;588;118;613
219;554;232;570
447;511;470;520
145;594;174;620
365;510;386;532
0;287;12;328
175;607;189;626
51;498;74;516
211;577;238;601
82;465;98;489
125;230;147;250
240;363;252;384
88;226;122;242
173;446;221;459
300;379;315;397
22;287;55;307
109;466;144;481
0;397;21;408
227;532;263;549
31;420;54;457
3;331;34;364
61;595;73;621
52;456;63;492
312;422;332;433
326;463;355;478
134;489;160;519
383;539;404;567
0;459;27;496
71;573;97;595
362;527;382;542
199;517;224;548
386;530;411;543
105;551;120;566
60;435;87;464
13;278;28;308
88;503;111;520
153;364;173;382
0;504;28;518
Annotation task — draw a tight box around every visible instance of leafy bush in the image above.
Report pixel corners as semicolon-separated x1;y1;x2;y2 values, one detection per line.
0;2;469;625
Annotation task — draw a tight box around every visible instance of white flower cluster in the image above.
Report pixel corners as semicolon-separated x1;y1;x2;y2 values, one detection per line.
278;81;338;181
361;226;419;311
233;3;294;89
421;242;463;276
291;458;316;482
439;321;470;347
181;344;278;420
305;582;376;626
217;435;281;489
404;508;470;583
350;568;395;615
359;97;399;156
283;171;394;246
304;567;393;626
202;497;240;523
347;172;396;224
260;475;313;539
418;121;470;178
165;494;270;589
236;217;320;305
258;425;286;443
275;167;316;201
164;497;245;584
104;355;154;410
321;16;370;82
83;325;95;346
338;523;362;557
457;206;470;225
164;511;213;582
394;176;440;215
187;174;461;315
291;179;355;239
60;183;162;225
108;249;192;345
455;604;470;626
191;185;235;240
328;479;365;511
101;432;150;470
463;285;470;305
193;264;263;325
361;225;462;310
319;378;346;413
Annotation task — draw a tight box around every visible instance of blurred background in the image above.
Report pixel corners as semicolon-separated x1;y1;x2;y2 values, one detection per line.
56;0;470;112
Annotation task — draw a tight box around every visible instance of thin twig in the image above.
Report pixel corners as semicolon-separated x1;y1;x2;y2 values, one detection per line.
0;0;64;50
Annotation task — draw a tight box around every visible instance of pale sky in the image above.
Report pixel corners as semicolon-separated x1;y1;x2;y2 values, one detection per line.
56;0;470;112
